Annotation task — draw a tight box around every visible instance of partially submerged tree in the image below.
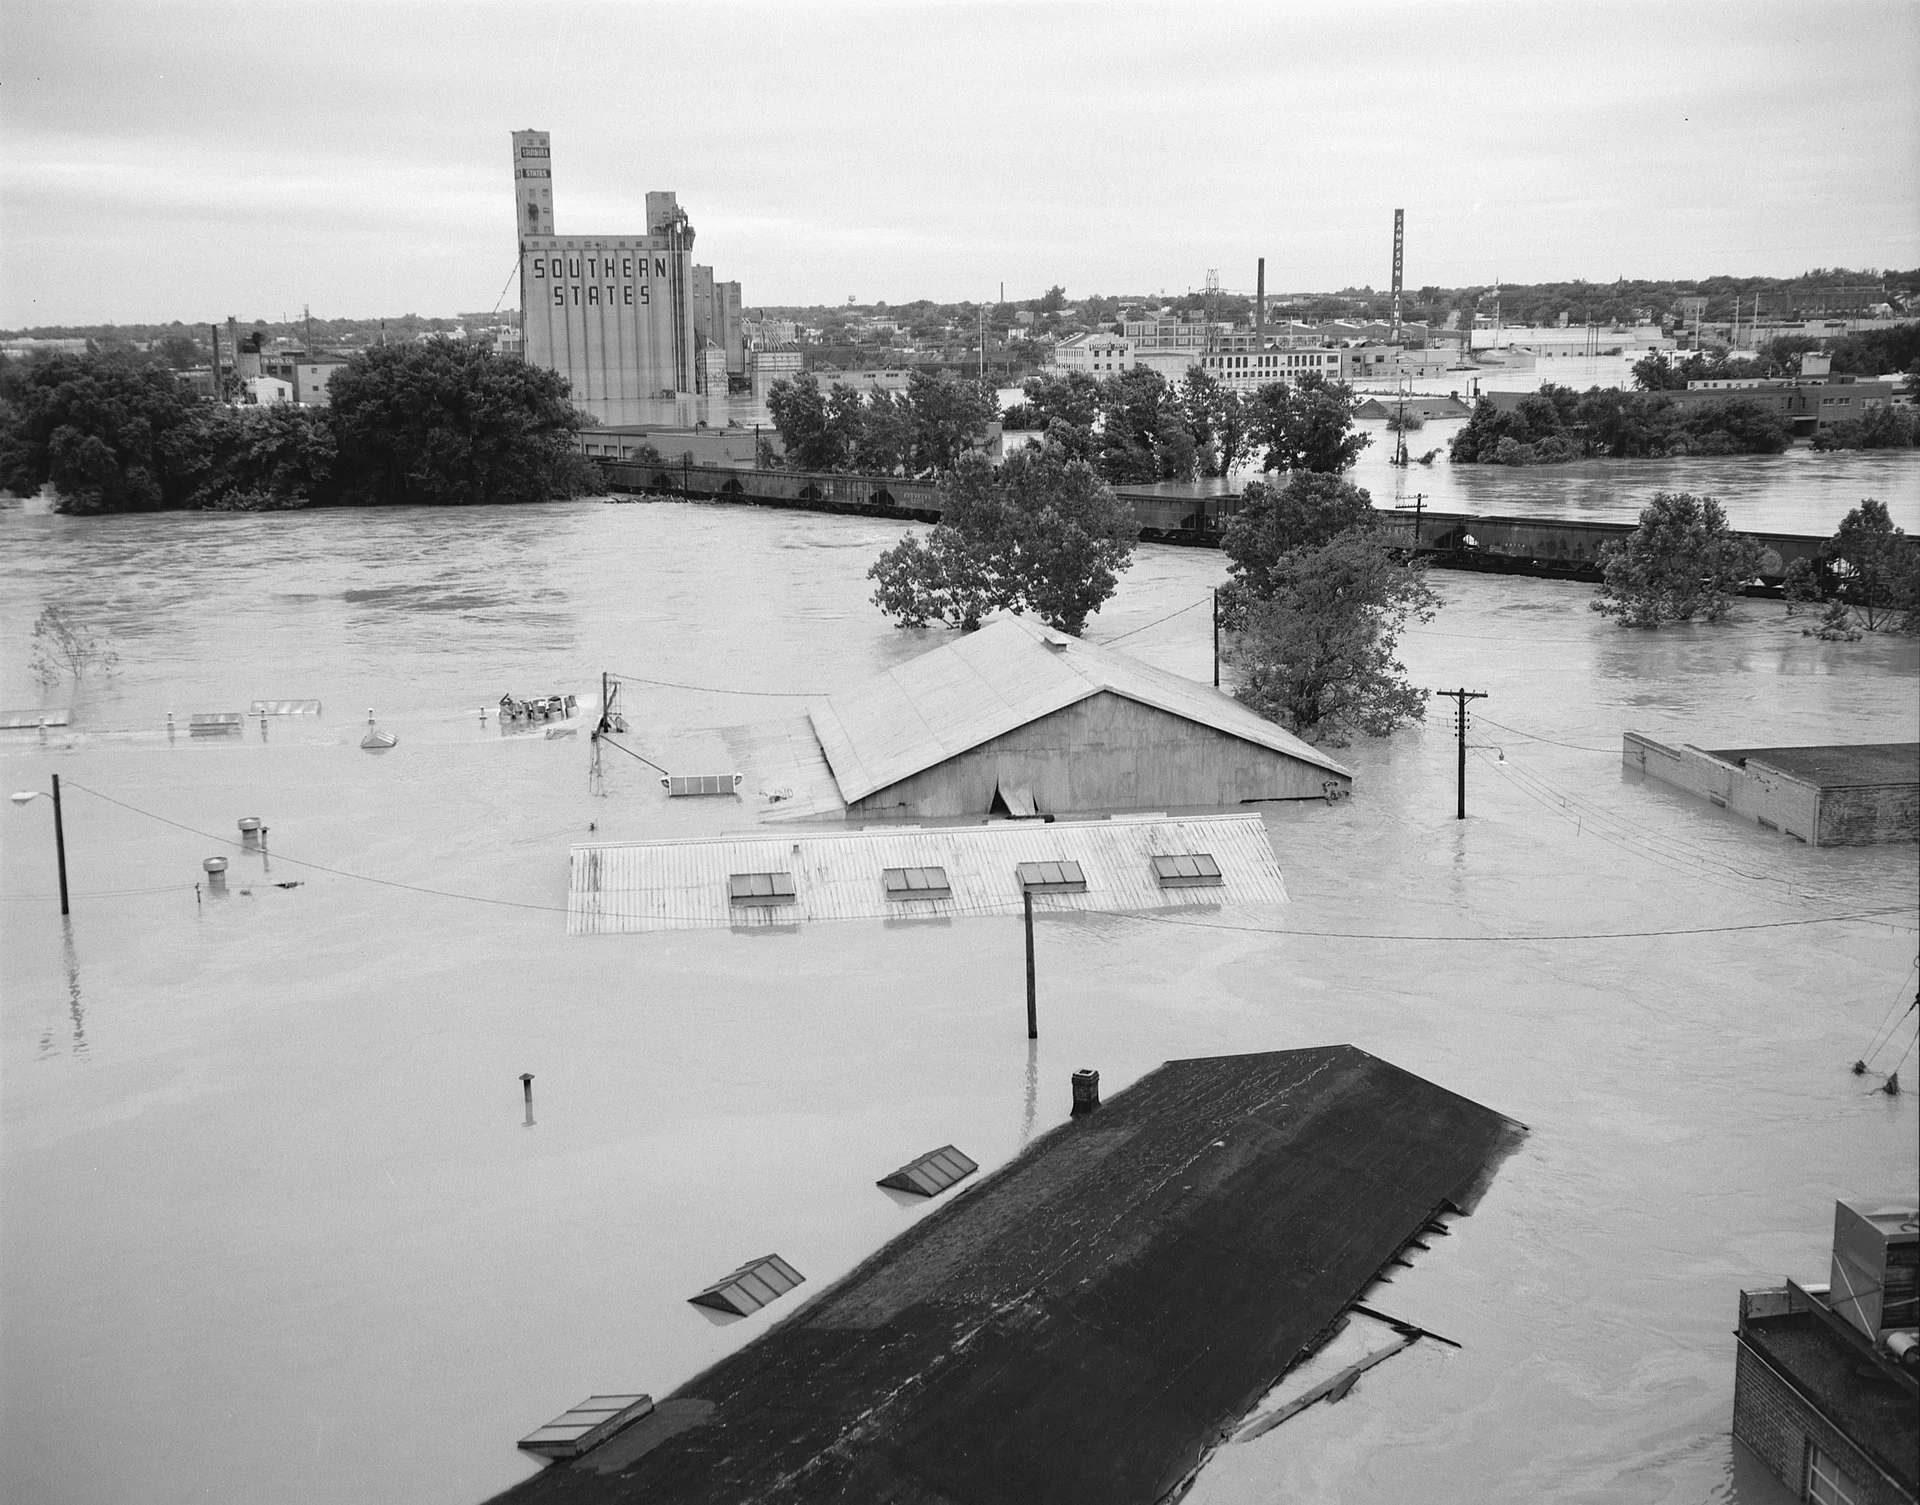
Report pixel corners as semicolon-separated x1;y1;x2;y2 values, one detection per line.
1217;473;1377;621
1785;498;1920;637
867;447;1135;634
1248;372;1370;474
1231;531;1438;744
1590;492;1764;627
0;349;196;512
326;339;592;506
29;605;118;690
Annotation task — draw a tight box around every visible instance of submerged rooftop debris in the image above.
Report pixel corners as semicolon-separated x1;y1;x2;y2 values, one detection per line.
487;1045;1525;1505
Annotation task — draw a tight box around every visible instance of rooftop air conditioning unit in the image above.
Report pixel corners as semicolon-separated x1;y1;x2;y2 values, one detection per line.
1828;1197;1918;1341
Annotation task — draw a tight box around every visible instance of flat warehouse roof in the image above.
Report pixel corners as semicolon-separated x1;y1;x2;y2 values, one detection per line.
567;813;1287;934
1706;743;1919;789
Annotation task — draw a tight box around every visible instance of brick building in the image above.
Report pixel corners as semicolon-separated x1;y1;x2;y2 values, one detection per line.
1733;1200;1918;1504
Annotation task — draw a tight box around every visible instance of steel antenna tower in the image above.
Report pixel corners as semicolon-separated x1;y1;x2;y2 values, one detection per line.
1204;268;1220;354
1390;209;1404;345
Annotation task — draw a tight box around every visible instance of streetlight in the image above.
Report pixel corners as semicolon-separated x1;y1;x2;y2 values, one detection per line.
10;773;69;914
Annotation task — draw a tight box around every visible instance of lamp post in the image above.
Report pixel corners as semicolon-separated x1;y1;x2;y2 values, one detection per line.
10;773;69;914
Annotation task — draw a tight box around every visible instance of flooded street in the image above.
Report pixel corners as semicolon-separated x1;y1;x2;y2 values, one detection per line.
3;485;1916;1505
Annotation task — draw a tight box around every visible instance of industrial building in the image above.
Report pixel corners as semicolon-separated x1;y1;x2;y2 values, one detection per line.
808;616;1352;819
510;129;745;425
1732;1199;1917;1505
488;1045;1526;1505
1623;736;1919;846
567;812;1288;935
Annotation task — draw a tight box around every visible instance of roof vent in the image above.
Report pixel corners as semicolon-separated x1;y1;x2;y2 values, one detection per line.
883;866;952;900
878;1144;978;1197
689;1254;804;1316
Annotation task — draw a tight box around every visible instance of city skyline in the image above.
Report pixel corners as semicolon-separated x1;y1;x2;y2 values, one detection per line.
3;0;1917;328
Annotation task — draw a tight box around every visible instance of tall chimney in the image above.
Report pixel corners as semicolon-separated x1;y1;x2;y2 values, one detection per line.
1256;258;1266;350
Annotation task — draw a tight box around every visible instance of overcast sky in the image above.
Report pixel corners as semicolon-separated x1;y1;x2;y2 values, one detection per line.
2;0;1916;328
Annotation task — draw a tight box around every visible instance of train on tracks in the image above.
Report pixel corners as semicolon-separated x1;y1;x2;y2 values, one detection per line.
592;458;1823;587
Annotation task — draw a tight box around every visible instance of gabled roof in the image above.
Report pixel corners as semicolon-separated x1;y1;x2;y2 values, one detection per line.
807;615;1351;805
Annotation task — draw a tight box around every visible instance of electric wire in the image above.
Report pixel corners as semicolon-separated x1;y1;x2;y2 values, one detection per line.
606;669;823;699
596;735;671;777
60;781;571;914
1103;597;1211;645
1113;904;1916;944
1472;713;1618;754
1859;963;1920;1064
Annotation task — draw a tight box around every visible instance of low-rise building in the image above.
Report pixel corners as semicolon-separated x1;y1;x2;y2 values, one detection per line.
1732;1199;1917;1505
245;376;293;406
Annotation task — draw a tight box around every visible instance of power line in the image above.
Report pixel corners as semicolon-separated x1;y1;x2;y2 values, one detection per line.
1103;597;1212;645
1474;713;1618;754
606;669;823;699
62;781;570;914
1118;905;1917;945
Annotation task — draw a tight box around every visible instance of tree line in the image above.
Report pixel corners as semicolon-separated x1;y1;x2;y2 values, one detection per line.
0;343;592;513
768;365;1370;484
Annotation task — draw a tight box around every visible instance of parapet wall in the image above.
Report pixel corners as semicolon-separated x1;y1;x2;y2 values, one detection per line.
1622;735;1919;846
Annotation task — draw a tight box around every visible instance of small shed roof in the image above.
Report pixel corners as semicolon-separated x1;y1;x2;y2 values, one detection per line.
807;615;1350;806
567;812;1287;934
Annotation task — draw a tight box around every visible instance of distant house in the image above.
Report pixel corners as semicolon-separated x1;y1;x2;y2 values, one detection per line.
1052;332;1135;376
245;376;293;406
807;615;1353;819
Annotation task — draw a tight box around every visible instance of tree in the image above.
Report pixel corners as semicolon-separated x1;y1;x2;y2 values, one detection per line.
867;447;1135;634
1039;285;1068;314
765;370;842;471
1590;492;1765;627
1177;367;1255;477
1822;498;1919;633
325;338;591;506
903;370;998;474
161;403;335;510
1218;472;1378;621
29;604;118;690
0;349;196;512
1014;371;1102;462
1231;531;1438;744
1097;366;1194;482
1249;372;1370;473
851;386;916;474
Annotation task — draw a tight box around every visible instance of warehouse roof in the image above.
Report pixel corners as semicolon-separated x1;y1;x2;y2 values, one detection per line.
806;615;1351;805
567;812;1288;934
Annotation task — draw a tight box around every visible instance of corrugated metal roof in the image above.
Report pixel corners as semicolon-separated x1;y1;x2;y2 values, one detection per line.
807;615;1351;805
567;813;1287;934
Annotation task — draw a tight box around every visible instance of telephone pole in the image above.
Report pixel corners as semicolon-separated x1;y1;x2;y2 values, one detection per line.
1434;688;1487;820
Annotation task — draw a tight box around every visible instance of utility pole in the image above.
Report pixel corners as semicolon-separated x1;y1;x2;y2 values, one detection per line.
1434;688;1486;820
1024;890;1038;1039
50;774;68;915
1411;492;1424;552
1212;588;1220;687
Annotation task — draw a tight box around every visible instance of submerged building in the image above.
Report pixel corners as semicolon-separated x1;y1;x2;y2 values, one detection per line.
510;129;744;425
1733;1199;1918;1504
1624;736;1919;846
808;616;1352;819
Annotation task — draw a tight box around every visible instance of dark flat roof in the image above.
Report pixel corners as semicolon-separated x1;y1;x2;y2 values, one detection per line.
1742;1313;1919;1489
1705;743;1920;789
485;1045;1525;1505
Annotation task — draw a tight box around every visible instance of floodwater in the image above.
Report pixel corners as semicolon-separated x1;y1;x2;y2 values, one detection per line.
2;486;1915;1505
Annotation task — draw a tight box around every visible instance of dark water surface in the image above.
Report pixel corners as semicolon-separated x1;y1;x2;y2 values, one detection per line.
2;492;1914;1505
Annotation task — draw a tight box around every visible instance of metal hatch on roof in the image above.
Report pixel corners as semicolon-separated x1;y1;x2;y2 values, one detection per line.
190;712;244;733
1152;853;1224;888
1017;860;1087;894
728;871;796;906
249;699;322;716
689;1254;805;1316
882;866;952;900
517;1394;655;1459
878;1145;979;1197
664;773;743;797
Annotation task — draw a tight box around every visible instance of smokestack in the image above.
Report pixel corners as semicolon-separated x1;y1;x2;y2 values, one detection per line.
1256;258;1266;349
